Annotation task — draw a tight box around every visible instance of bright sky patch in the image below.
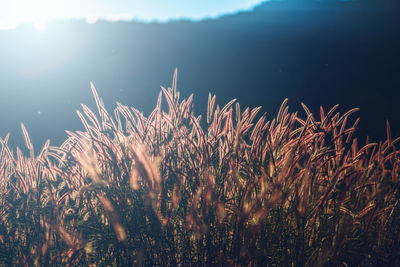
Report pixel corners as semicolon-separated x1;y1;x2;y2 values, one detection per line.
0;0;267;30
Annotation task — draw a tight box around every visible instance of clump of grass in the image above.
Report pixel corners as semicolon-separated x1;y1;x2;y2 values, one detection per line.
0;69;399;266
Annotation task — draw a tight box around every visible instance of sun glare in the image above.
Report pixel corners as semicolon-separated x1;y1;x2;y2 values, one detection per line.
0;0;268;30
0;0;63;30
32;20;47;32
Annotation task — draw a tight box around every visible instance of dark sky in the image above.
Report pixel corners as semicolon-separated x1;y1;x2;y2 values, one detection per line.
0;0;399;150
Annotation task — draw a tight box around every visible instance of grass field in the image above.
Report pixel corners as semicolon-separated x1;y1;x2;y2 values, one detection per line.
0;70;399;266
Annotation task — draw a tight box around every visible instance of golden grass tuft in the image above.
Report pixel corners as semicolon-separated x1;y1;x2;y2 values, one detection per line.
0;69;399;265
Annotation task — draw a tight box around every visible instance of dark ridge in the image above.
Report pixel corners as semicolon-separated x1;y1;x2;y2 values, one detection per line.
0;0;399;149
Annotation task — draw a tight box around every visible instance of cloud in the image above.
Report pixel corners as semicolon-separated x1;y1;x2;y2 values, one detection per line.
0;0;266;30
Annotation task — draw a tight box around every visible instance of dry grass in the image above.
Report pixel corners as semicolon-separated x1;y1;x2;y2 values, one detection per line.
0;69;399;266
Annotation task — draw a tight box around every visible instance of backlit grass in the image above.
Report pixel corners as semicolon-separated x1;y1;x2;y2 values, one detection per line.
0;70;399;266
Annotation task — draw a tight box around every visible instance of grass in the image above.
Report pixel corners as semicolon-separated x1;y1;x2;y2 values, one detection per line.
0;69;399;266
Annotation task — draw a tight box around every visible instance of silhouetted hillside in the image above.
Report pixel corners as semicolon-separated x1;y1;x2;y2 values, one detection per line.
0;0;399;149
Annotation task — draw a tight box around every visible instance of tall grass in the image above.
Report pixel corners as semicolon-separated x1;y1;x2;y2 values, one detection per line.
0;69;399;266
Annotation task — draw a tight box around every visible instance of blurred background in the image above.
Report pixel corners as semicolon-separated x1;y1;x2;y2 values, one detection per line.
0;0;399;149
